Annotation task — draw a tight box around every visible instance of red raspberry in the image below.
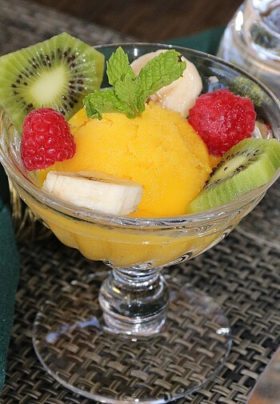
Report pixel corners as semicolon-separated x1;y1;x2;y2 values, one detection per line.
21;108;76;170
188;89;256;156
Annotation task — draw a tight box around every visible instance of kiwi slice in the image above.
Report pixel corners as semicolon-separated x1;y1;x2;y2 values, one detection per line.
0;32;105;130
189;138;280;213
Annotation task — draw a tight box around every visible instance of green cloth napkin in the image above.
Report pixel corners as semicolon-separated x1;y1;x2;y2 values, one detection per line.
0;26;225;391
169;26;224;54
0;169;19;390
0;166;9;206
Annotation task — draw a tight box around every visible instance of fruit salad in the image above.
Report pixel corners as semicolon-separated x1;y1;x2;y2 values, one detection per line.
0;34;279;267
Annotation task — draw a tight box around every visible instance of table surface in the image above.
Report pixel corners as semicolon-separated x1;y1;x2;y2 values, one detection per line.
28;0;243;40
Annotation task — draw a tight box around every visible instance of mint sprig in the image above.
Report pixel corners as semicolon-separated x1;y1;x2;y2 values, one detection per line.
84;88;128;119
84;47;186;119
106;46;135;85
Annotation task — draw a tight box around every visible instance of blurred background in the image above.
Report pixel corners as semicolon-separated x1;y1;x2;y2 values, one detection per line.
28;0;243;40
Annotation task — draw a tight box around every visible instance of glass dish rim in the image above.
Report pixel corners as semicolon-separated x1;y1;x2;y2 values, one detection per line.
0;42;279;229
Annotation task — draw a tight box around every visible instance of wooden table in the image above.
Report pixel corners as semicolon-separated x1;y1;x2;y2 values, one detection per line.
29;0;243;40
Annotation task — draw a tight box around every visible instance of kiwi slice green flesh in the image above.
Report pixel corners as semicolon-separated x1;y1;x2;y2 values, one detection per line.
189;138;280;213
0;32;105;130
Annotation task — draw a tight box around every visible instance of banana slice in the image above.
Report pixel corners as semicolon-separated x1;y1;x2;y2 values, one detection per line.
42;171;143;215
131;50;202;117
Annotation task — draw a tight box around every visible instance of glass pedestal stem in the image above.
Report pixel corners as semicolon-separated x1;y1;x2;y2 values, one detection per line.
33;268;231;402
99;266;169;335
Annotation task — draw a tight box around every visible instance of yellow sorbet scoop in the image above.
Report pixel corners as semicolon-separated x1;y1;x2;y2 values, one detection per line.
53;102;211;217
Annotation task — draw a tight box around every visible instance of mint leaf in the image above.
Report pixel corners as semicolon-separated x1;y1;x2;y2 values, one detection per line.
138;50;186;102
84;88;128;119
84;48;187;119
106;47;135;86
114;73;140;117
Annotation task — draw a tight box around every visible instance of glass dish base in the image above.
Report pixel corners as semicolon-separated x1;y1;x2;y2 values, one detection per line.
33;270;231;403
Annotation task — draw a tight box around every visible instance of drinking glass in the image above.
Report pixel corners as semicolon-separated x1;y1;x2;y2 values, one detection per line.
218;0;280;98
1;44;279;403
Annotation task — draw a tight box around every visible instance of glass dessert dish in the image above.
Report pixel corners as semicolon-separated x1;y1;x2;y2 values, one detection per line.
1;44;280;403
218;0;280;98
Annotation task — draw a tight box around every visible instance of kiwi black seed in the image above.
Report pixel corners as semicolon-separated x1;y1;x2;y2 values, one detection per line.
189;138;280;213
0;32;105;130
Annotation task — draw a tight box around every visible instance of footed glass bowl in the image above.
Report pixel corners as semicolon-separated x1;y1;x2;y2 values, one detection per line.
0;44;279;403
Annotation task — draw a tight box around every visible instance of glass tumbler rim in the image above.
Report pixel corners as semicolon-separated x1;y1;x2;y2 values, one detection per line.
0;43;279;230
250;0;280;38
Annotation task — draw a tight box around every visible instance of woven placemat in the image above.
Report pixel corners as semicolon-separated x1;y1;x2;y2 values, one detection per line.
0;206;279;404
237;184;280;251
0;1;280;402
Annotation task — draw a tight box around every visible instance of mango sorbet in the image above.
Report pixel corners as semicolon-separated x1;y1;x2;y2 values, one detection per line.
55;103;211;217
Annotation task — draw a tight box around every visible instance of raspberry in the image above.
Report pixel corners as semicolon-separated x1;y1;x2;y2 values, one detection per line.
21;108;76;170
188;89;256;156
